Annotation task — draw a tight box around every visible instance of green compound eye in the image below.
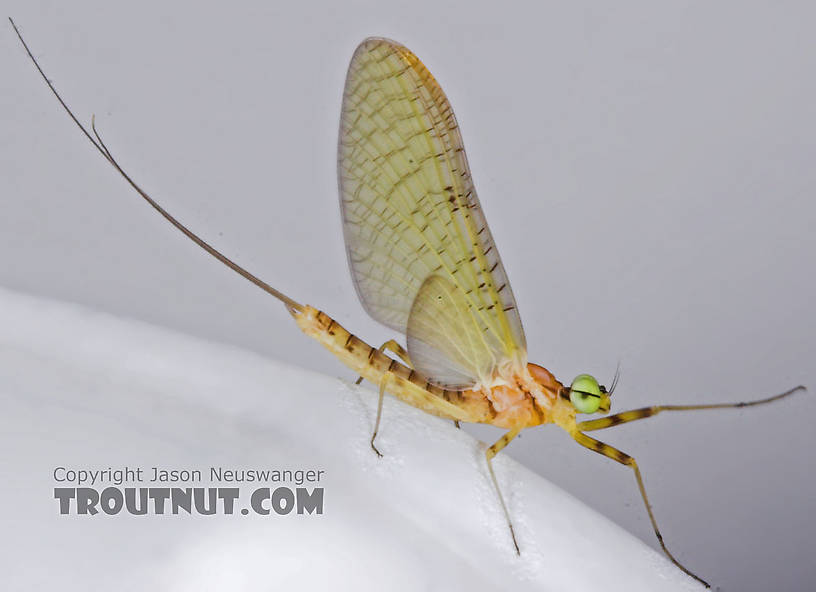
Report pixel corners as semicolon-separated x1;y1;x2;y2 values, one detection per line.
569;374;602;414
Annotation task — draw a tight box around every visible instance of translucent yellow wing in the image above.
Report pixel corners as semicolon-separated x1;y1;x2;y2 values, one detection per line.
406;275;501;388
338;38;527;389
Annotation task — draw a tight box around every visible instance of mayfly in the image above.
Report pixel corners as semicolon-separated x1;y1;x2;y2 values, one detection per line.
11;20;804;588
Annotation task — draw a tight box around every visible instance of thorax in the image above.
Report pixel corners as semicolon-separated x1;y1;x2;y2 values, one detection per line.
471;363;575;430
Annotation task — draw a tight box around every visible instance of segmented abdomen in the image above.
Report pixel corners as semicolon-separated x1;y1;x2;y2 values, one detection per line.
294;305;492;423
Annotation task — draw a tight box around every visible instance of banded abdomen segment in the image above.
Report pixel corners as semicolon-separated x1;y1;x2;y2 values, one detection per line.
294;305;491;423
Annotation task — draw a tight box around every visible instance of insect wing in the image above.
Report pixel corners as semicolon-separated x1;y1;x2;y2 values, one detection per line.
406;274;502;388
338;38;526;388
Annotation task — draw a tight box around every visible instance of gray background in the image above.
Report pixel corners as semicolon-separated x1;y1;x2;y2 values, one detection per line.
3;1;814;590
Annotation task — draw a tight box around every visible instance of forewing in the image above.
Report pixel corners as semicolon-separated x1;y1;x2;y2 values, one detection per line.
338;38;526;387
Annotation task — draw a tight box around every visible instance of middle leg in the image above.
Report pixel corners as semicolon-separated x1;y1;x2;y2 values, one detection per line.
486;428;522;554
570;429;709;587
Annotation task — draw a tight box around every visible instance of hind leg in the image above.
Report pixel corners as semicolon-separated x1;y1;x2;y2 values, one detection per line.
355;340;411;385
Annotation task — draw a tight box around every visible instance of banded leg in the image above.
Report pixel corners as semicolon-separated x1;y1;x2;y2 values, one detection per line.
369;373;392;458
571;430;709;588
355;339;411;385
486;428;522;554
578;385;805;432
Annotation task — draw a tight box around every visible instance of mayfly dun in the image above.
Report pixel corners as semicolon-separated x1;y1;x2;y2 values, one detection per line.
11;20;804;588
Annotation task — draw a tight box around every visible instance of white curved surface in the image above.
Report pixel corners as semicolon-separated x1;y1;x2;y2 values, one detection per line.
0;286;702;591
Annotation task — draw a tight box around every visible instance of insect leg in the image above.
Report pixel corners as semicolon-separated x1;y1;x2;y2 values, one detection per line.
571;429;710;588
577;385;805;432
369;373;392;458
486;428;522;554
353;342;464;429
355;340;411;385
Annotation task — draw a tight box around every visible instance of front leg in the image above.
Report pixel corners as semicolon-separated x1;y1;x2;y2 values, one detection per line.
577;385;804;432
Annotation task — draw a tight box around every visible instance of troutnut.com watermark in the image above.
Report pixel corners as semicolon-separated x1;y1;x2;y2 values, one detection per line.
53;466;325;516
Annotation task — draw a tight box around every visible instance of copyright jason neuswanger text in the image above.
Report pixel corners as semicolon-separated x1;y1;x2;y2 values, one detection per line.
52;466;325;516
